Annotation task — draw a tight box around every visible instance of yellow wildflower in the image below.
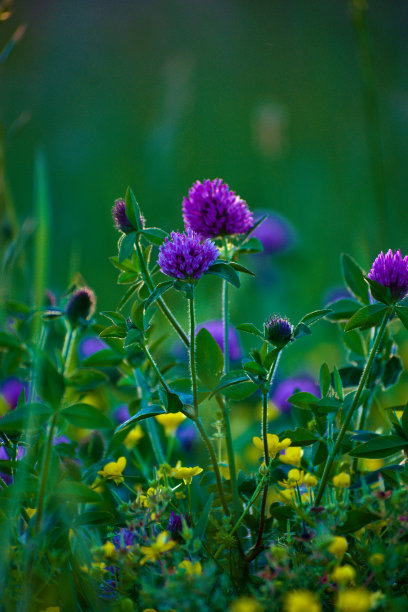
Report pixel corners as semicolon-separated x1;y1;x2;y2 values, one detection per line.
279;469;304;489
124;425;144;449
178;559;202;576
253;434;291;459
140;531;175;565
229;597;264;612
279;447;303;467
336;589;371;612
361;458;383;472
98;456;126;485
102;541;117;560
332;472;351;489
283;590;321;612
369;553;384;567
332;564;356;584
155;411;186;434
329;536;348;560
173;465;203;485
25;507;37;519
304;473;318;488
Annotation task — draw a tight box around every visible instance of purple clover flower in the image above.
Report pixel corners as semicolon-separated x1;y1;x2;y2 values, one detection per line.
158;230;218;280
112;527;136;549
264;315;293;348
112;198;145;234
252;211;295;255
182;178;253;238
272;375;320;415
196;319;242;361
368;249;408;302
66;287;96;326
1;378;26;409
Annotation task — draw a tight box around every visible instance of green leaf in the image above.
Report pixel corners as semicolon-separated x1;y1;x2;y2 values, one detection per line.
73;511;114;527
299;309;332;326
66;369;108;391
401;407;408;439
315;397;341;414
236;323;264;339
204;262;240;288
337;510;379;534
396;306;408;331
222;381;258;400
366;278;393;305
319;363;331;397
38;354;65;408
229;262;256;277
293;322;311;339
341;253;369;304
61;404;113;429
141;227;168;246
0;332;21;349
209;370;251;398
193;493;214;539
344;304;388;332
115;405;166;433
0;403;53;432
243;361;266;377
286;391;320;409
343;329;366;357
237;237;263;254
333;366;344;401
99;325;127;339
383;356;403;389
118;231;137;263
196;328;224;388
125;186;143;231
279;427;320;446
117;283;140;311
82;349;123;368
55;481;102;504
101;311;127;327
350;434;408;459
144;280;174;310
325;298;362;321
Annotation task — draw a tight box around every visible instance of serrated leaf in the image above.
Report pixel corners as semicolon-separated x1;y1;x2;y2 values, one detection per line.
344;304;388;332
196;328;224;388
341;253;369;304
61;404;113;429
204;262;240;288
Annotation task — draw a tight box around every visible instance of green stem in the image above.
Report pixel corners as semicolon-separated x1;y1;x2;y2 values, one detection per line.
315;309;391;505
146;417;166;466
194;417;229;516
135;238;189;346
33;412;58;533
189;291;199;416
143;343;171;394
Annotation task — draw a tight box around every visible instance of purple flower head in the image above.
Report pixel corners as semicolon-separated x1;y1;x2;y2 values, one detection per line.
176;422;197;451
114;404;130;424
182;178;253;238
79;336;107;360
368;249;408;302
264;315;293;348
168;511;190;539
252;211;295;255
272;375;320;414
65;287;96;327
112;198;145;234
112;527;136;549
53;434;71;445
196;319;242;361
158;230;218;280
1;378;26;409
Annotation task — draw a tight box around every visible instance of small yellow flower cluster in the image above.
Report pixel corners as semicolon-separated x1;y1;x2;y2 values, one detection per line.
283;590;321;612
178;559;202;576
98;457;126;485
279;469;304;489
332;564;356;584
253;434;291;459
229;596;264;612
140;531;175;565
329;536;348;560
332;472;351;488
336;588;371;612
369;552;384;567
279;447;303;467
138;486;165;508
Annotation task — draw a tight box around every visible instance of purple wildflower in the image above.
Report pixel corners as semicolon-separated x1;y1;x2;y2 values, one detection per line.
182;178;253;238
264;315;293;348
196;319;242;361
53;434;71;445
272;375;320;415
176;422;197;452
158;230;218;280
112;198;143;234
79;336;107;360
1;378;26;409
112;527;136;549
252;211;295;255
168;511;190;539
0;445;25;485
114;405;130;424
65;287;96;326
368;249;408;302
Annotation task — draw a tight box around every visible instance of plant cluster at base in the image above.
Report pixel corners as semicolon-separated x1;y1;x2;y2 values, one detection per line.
1;179;408;611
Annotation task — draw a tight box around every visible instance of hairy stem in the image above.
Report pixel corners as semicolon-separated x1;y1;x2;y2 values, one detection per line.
189;291;199;416
315;309;391;505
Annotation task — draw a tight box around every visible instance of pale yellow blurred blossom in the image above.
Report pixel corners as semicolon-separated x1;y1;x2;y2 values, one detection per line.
332;472;351;488
361;458;384;471
229;596;264;612
283;590;321;612
336;589;371;612
329;536;348;560
155;411;186;434
369;553;385;567
173;465;203;485
252;434;291;459
279;469;304;489
124;425;144;449
98;456;126;485
102;541;117;560
332;565;356;584
178;559;202;576
304;473;318;488
279;447;303;467
140;531;175;565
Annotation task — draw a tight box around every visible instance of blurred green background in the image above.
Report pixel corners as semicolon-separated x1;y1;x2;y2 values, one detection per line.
1;0;408;376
